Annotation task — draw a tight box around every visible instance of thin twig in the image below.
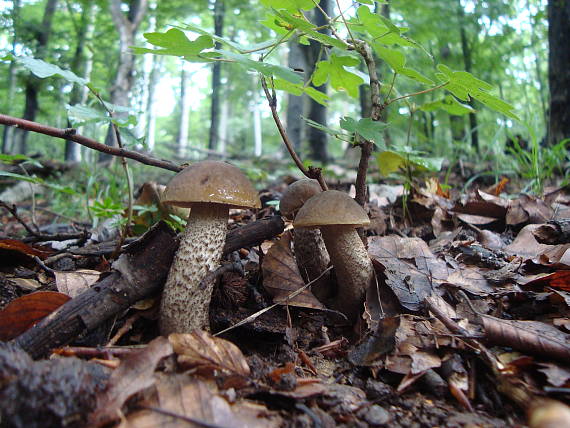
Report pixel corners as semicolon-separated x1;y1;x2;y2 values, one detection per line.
353;41;382;209
0;114;182;172
260;76;328;191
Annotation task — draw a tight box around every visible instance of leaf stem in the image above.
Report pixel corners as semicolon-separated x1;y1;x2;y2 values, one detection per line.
385;81;449;106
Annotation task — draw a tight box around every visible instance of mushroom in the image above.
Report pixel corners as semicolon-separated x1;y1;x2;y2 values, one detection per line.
160;160;260;334
294;190;373;322
280;179;331;301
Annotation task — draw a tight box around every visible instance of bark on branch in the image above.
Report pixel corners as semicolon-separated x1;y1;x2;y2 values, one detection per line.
0;114;181;172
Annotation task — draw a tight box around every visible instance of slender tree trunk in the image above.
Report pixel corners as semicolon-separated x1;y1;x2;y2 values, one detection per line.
456;0;479;151
286;36;305;152
13;0;58;154
303;0;331;162
178;62;192;158
547;0;570;145
219;100;229;156
208;0;225;154
2;0;21;154
145;55;161;151
65;0;95;161
102;0;148;159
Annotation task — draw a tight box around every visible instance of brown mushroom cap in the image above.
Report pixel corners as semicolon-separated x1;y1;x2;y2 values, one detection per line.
280;179;322;218
162;161;261;209
294;190;370;228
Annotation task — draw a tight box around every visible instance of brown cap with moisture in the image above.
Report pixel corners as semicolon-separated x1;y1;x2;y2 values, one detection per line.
294;190;370;228
280;179;321;218
162;160;261;209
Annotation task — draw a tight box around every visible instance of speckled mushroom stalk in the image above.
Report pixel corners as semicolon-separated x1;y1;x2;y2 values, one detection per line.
280;179;331;301
159;203;228;335
294;190;373;322
159;161;260;335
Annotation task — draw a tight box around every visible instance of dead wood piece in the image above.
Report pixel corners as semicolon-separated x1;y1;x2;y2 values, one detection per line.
13;221;178;359
12;216;285;358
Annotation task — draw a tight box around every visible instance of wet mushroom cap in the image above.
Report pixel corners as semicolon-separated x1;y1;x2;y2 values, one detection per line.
162;160;261;210
280;179;322;219
294;190;370;228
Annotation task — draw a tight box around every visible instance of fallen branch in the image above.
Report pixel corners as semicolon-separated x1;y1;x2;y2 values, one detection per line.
13;216;285;358
0;114;182;173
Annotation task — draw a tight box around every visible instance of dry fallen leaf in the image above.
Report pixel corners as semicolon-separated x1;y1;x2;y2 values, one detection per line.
0;291;70;341
169;330;250;377
122;375;282;428
88;336;173;427
55;269;101;298
261;232;324;309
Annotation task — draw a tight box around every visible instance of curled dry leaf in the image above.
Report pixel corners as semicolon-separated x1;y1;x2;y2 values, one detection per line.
88;336;173;427
169;330;250;377
481;314;570;363
0;291;70;341
261;232;324;309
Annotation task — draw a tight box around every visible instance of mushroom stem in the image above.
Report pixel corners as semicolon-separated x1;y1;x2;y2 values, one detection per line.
293;228;331;301
320;226;373;322
160;203;228;335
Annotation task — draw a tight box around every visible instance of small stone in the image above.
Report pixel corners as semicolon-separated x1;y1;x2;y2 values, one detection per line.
358;404;392;426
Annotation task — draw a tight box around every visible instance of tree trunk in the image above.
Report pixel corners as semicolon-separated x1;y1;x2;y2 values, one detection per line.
450;115;466;142
2;0;21;154
102;0;148;159
208;0;225;154
178;61;192;158
303;0;331;163
286;36;305;152
547;0;570;145
145;55;161;152
13;0;58;154
456;0;479;151
65;0;96;162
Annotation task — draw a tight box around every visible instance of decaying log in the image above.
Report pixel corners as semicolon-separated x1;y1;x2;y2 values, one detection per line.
13;216;285;358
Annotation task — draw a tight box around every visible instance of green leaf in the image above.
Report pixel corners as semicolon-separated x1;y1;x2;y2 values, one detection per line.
0;153;30;164
302;117;351;141
373;45;433;85
435;64;519;120
274;10;347;49
339;117;387;147
15;56;88;86
273;79;329;106
133;29;213;60
261;0;315;11
313;54;364;98
376;150;443;176
219;50;302;84
356;6;416;48
420;95;475;115
183;22;281;53
66;105;134;127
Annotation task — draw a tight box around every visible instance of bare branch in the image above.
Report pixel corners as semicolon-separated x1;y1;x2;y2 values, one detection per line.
260;77;328;191
0;114;181;172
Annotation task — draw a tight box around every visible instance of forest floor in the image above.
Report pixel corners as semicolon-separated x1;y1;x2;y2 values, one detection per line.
1;160;570;427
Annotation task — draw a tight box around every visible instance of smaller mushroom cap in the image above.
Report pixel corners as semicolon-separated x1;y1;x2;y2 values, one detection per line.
280;179;322;218
162;161;261;209
294;190;370;228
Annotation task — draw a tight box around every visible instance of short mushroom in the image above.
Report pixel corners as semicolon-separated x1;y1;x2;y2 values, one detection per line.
294;190;373;322
160;160;260;334
280;179;331;301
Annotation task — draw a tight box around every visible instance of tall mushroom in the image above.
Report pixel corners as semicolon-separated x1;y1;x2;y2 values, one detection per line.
280;179;331;301
294;190;373;322
160;161;260;335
